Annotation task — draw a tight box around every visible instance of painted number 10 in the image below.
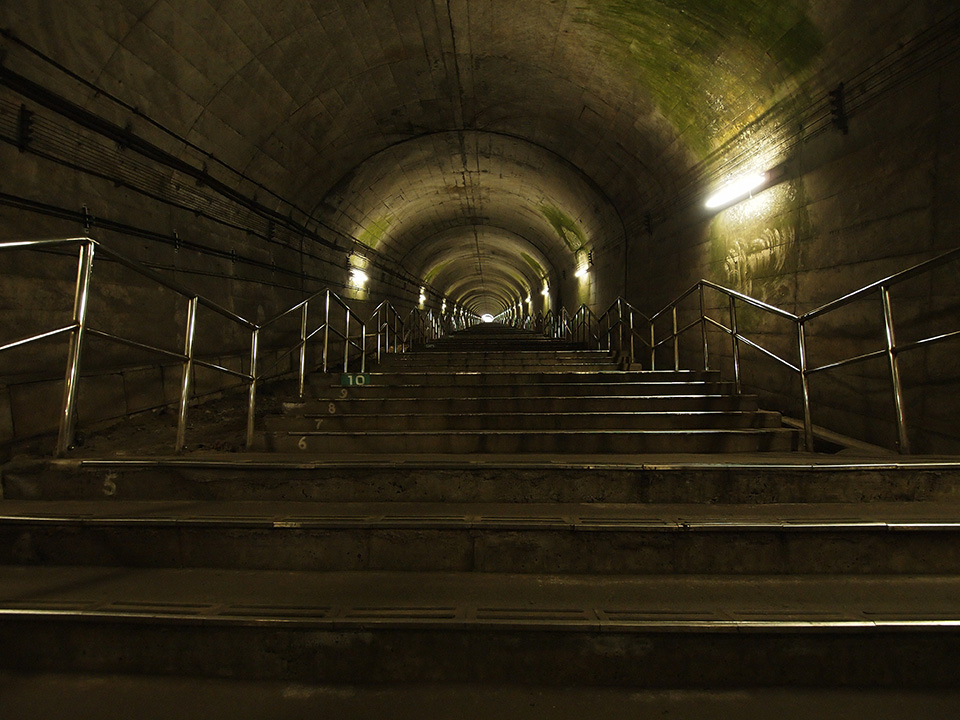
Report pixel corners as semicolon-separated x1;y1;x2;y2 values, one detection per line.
340;373;371;387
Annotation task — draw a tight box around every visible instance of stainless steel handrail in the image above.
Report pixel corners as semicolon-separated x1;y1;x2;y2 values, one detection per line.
595;245;960;453
370;300;406;364
1;236;258;455
407;307;444;346
256;288;369;402
570;304;600;346
2;237;409;456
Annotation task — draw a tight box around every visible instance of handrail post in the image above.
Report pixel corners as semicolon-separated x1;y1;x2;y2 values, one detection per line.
377;309;384;364
882;286;911;453
361;320;367;373
797;319;814;452
672;305;679;371
298;301;309;399
246;327;259;450
729;295;741;393
322;290;331;373
618;301;624;356
175;296;199;453
648;316;655;371
344;309;351;373
57;239;95;456
699;283;710;371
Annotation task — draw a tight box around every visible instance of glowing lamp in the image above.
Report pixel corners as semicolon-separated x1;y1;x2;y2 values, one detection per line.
705;171;768;210
350;268;368;287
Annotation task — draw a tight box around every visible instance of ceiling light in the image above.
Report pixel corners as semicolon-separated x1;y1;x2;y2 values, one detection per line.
541;286;550;297
705;171;768;210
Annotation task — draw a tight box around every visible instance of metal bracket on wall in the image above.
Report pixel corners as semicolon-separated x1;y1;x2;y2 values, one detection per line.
829;83;849;135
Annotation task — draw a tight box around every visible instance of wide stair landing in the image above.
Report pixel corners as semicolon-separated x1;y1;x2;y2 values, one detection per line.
2;324;960;717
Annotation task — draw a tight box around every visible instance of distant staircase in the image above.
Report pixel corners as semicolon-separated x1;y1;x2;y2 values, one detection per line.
261;323;798;455
2;323;960;713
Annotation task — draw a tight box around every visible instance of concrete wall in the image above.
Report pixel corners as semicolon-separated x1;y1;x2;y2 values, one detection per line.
629;12;960;453
0;96;360;456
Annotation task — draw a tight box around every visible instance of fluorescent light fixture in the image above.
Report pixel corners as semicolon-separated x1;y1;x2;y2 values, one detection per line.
705;171;768;209
350;268;368;287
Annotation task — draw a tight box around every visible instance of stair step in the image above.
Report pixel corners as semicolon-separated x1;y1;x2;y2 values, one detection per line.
2;567;960;687
2;501;959;573
263;428;799;454
5;678;957;720
12;458;950;504
308;381;740;400
264;411;783;433
313;370;720;387
286;394;760;416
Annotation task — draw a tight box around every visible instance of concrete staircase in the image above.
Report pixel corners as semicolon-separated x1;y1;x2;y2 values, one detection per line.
261;323;798;455
2;324;960;715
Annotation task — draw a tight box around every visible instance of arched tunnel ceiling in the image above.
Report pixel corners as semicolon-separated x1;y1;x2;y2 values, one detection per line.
318;131;621;312
0;0;825;312
400;224;556;315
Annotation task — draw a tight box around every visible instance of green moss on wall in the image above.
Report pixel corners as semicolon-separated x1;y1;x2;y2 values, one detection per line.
357;215;393;249
521;251;546;275
541;205;586;253
575;0;822;156
424;260;450;284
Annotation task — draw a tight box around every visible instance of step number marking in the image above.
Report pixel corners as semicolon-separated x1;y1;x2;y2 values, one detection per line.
341;373;371;387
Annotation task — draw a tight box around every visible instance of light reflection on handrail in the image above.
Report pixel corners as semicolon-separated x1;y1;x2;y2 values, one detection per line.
594;246;960;453
0;236;412;456
0;325;76;353
502;245;960;454
803;246;960;320
6;232;959;457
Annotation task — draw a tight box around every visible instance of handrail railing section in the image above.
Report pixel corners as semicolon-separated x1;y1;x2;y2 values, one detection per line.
7;235;957;456
517;246;960;454
0;236;470;456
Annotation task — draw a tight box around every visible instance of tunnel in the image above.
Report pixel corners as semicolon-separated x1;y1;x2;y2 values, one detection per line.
1;1;959;453
5;3;960;712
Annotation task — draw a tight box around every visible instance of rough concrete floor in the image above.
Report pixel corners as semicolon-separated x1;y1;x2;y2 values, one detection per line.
23;381;298;460
2;676;959;720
